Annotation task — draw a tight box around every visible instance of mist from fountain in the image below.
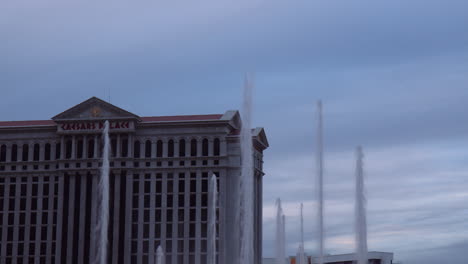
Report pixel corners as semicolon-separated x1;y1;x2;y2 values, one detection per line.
297;203;307;264
275;198;286;264
156;246;165;264
208;174;218;264
355;146;368;264
316;101;324;264
240;74;254;264
95;120;110;264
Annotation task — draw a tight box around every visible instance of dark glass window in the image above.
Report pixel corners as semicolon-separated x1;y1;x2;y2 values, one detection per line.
55;143;61;159
44;143;51;161
87;139;94;158
77;140;83;159
145;140;151;158
22;144;29;161
0;145;6;162
168;140;174;157
121;138;128;157
214;138;220;156
134;141;140;158
179;139;185;157
156;140;163;157
65;140;72;159
111;138;117;157
202;139;208;156
190;139;197;157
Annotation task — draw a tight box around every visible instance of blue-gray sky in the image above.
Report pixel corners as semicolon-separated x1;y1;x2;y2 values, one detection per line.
2;1;468;263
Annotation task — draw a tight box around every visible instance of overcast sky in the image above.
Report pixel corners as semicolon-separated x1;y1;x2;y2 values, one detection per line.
2;1;468;263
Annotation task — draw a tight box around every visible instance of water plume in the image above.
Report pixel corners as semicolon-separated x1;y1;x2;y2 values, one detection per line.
240;73;254;264
275;198;286;264
95;120;110;264
355;146;368;264
316;101;324;264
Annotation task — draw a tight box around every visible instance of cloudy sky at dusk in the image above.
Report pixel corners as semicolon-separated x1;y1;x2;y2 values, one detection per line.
2;1;468;263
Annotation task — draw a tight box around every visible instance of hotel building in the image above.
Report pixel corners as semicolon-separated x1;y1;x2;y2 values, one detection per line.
0;97;269;264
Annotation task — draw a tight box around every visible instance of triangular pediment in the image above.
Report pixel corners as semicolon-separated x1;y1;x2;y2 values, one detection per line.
52;97;141;121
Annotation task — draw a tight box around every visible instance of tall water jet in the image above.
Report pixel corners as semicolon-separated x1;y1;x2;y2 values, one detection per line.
297;203;306;264
240;74;254;264
95;120;110;264
316;101;324;264
275;198;286;264
208;174;218;264
355;146;368;264
156;246;165;264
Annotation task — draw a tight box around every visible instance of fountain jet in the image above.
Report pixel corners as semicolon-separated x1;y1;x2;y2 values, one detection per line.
156;246;165;264
355;146;368;264
95;120;110;264
240;74;254;264
275;198;286;264
316;101;324;264
297;203;306;264
208;174;218;264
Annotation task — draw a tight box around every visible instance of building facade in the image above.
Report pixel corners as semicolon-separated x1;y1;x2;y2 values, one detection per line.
0;97;268;264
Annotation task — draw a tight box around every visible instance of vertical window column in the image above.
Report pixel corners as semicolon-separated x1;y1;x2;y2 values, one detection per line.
11;178;21;263
196;138;202;157
6;144;12;162
173;140;179;158
149;173;156;263
82;136;88;159
39;142;45;161
151;140;157;159
93;135;99;159
195;170;202;264
22;176;33;264
28;142;34;161
51;142;56;161
208;139;214;157
0;177;10;264
71;136;76;159
60;137;65;160
162;139;168;158
33;176;44;264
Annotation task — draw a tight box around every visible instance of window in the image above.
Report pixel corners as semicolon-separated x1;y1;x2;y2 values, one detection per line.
179;139;186;157
33;143;40;161
87;139;94;158
77;140;83;159
111;138;117;157
134;141;140;158
11;144;18;162
65;139;72;159
22;144;29;161
44;143;51;161
168;140;174;157
156;140;163;157
145;140;151;158
202;139;209;156
55;143;61;159
0;145;6;162
214;138;220;156
190;139;197;157
121;138;128;157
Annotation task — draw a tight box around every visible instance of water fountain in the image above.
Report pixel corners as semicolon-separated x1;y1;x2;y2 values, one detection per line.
355;146;368;264
156;246;165;264
297;203;307;264
275;198;286;264
95;120;110;264
316;101;324;264
240;74;254;264
208;174;218;264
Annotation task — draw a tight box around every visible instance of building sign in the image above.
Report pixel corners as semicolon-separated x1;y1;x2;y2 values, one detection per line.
57;120;135;133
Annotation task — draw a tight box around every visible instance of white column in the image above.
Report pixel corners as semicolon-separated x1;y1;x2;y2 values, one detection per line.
112;173;121;264
162;139;168;158
77;174;87;264
220;139;227;156
94;135;99;159
128;134;133;158
28;142;33;161
34;176;44;263
195;170;202;264
174;140;179;158
151;141;157;159
46;178;55;264
11;179;21;264
196;138;202;157
51;142;56;161
0;177;10;264
149;173;156;264
137;175;144;264
54;175;65;263
60;137;65;159
116;134;121;158
22;176;33;264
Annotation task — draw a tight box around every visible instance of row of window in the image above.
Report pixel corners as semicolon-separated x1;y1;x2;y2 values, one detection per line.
0;137;222;162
